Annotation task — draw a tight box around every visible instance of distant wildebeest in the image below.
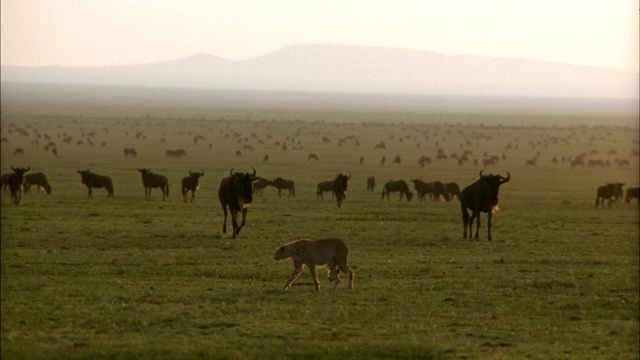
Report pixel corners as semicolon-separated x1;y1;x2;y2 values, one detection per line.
444;182;461;202
460;171;510;240
333;173;351;208
124;147;137;157
625;187;639;206
272;177;296;198
218;167;259;238
359;156;364;164
166;149;187;158
418;156;431;167
381;180;413;201
252;177;272;196
316;180;335;200
595;182;625;208
366;176;376;192
77;169;114;199
137;168;169;201
426;181;448;201
22;172;52;195
274;238;354;292
392;155;402;165
13;148;24;155
263;154;270;162
6;165;30;205
411;179;430;201
308;153;319;162
181;170;204;203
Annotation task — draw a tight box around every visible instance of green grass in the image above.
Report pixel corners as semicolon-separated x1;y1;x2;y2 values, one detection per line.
1;87;638;359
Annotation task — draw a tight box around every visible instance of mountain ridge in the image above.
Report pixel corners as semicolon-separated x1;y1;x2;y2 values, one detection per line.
1;44;637;99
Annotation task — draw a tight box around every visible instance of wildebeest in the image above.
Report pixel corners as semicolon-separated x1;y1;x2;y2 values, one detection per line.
22;172;52;195
123;147;137;157
77;169;114;199
252;177;272;196
6;165;30;205
316;180;335;200
333;173;351;208
366;176;376;192
308;154;319;162
218;167;259;238
411;179;430;201
166;149;187;158
444;182;461;202
381;180;413;201
181;170;204;203
1;172;13;193
625;187;639;206
460;171;510;240
137;168;169;200
595;182;625;208
272;177;296;198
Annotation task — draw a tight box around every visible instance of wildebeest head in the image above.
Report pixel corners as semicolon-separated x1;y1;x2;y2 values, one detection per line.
189;170;205;180
230;167;258;205
138;167;150;179
77;169;91;184
11;164;30;176
479;170;510;206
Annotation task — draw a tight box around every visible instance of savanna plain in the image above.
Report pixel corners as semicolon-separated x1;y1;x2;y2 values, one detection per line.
1;84;638;359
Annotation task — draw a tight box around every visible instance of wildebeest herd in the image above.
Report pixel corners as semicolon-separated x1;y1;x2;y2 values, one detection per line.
3;163;636;248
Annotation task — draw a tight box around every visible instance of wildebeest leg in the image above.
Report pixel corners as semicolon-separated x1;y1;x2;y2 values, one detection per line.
487;211;493;241
472;212;480;239
462;207;470;239
190;191;196;203
230;209;239;239
308;265;320;291
182;188;187;203
221;204;228;234
88;188;93;199
235;208;248;236
278;188;282;198
283;263;303;290
339;263;354;289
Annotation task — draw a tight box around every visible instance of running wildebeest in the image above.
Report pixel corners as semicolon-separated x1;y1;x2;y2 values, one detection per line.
272;177;296;198
366;176;376;192
595;182;625;208
137;168;169;200
381;180;413;201
317;180;335;200
6;165;30;205
77;169;114;199
625;187;639;206
123;147;137;157
460;171;510;240
218;167;259;238
333;173;351;208
252;177;272;196
22;172;52;195
181;170;204;203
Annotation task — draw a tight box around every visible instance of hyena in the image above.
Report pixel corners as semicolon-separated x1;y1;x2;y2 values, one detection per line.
274;238;354;291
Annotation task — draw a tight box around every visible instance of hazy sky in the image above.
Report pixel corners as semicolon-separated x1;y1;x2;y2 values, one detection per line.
1;0;638;72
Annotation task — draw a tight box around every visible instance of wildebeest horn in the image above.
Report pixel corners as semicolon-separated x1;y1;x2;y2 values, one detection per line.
189;170;194;175
200;170;205;176
251;166;256;177
348;172;352;179
230;168;234;176
479;170;484;178
11;164;16;171
501;172;511;183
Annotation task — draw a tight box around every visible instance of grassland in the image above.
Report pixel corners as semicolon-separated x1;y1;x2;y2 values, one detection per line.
1;84;638;359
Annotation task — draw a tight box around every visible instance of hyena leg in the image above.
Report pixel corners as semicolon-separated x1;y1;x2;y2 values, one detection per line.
339;264;354;289
283;265;303;290
328;263;342;289
308;265;321;291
